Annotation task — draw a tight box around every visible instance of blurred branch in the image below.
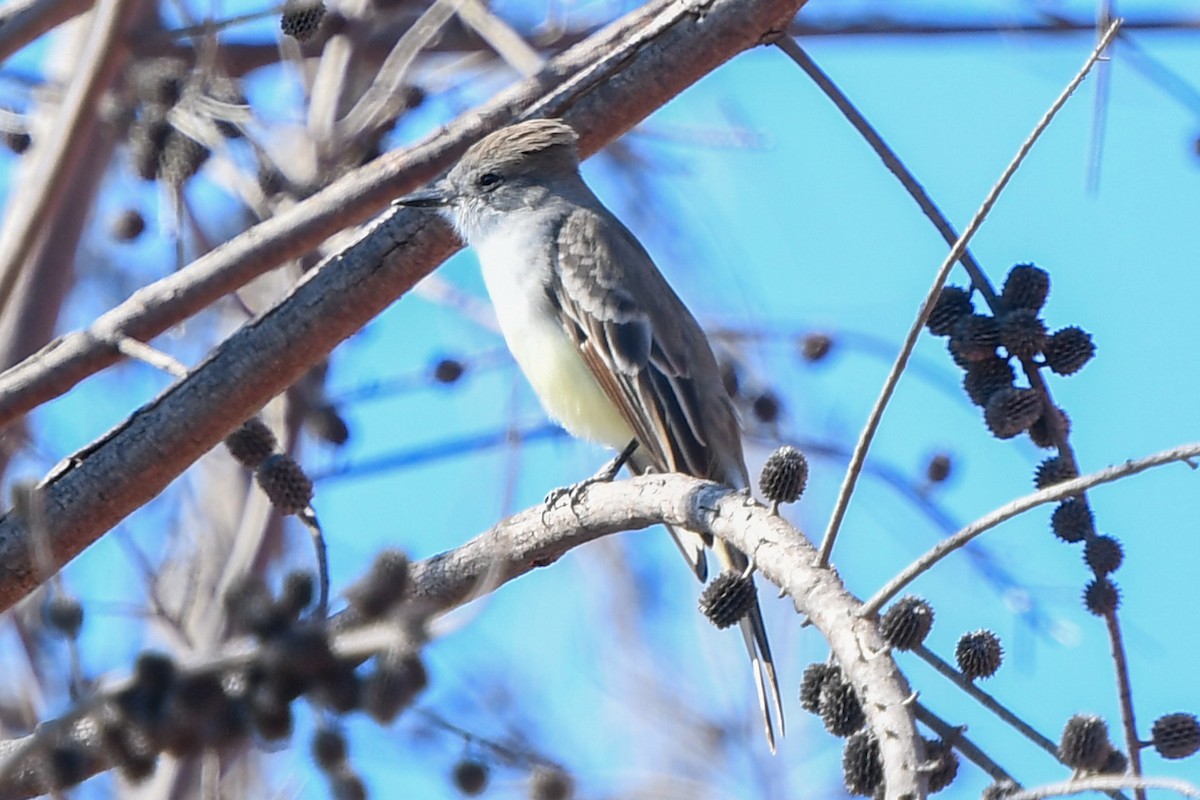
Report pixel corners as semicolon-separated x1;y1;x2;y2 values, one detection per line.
0;0;93;65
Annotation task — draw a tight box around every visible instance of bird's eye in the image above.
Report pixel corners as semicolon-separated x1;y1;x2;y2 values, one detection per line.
478;173;502;188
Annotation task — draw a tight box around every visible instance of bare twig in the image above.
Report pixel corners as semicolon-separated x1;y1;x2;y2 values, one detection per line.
861;442;1200;616
111;336;190;378
1009;776;1200;800
811;19;1122;568
912;702;1016;784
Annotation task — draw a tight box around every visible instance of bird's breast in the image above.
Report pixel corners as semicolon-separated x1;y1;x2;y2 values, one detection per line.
475;223;633;449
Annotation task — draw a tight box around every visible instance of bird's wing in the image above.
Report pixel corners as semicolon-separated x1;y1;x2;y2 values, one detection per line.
549;207;746;486
550;207;782;749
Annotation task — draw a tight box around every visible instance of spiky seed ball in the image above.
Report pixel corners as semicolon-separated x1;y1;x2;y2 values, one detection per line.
312;726;348;772
982;780;1021;800
759;446;808;508
256;454;313;515
1000;264;1050;312
1029;405;1070;449
1052;498;1094;544
280;571;315;618
44;593;84;639
963;357;1016;407
751;391;781;424
158;129;210;185
819;675;866;736
922;737;959;794
225;418;277;467
799;663;839;714
1058;714;1112;770
984;387;1043;439
363;650;427;724
315;661;360;714
1084;578;1120;616
346;549;410;620
224;575;287;638
800;332;834;362
955;629;1003;680
452;759;489;796
281;0;326;41
1034;455;1078;489
101;713;158;782
950;313;1001;361
330;768;367;800
529;766;574;800
998;309;1047;359
1151;713;1200;760
433;357;465;384
111;209;146;242
248;685;293;740
130;58;187;108
1085;535;1123;576
2;130;31;154
926;286;974;336
698;571;756;630
925;453;952;484
1102;749;1128;774
306;404;350;446
880;596;935;651
1044;326;1095;376
947;337;974;369
47;741;87;790
128;112;172;181
134;652;177;697
842;730;883;796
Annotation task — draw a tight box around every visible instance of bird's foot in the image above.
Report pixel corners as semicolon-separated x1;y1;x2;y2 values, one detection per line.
542;439;638;522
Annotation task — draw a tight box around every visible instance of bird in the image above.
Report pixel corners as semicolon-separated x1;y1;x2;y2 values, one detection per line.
395;118;783;749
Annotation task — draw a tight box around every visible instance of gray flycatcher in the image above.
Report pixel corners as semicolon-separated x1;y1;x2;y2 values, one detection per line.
395;118;783;749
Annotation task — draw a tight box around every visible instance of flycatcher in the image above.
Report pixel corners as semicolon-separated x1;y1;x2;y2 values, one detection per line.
396;118;783;748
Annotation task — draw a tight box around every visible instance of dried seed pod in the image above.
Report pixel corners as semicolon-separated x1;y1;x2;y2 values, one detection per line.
225;418;277;468
955;629;1003;680
1151;713;1200;760
312;726;348;772
984;387;1042;439
998;308;1047;359
452;759;489;796
963;357;1015;407
1084;535;1123;576
281;0;326;41
256;454;314;515
880;596;934;651
698;571;756;630
1084;578;1120;616
799;663;839;714
1034;455;1078;489
433;357;466;384
1058;714;1112;770
1028;405;1070;448
758;446;808;509
345;549;410;620
950;313;1001;361
1000;263;1050;312
819;674;865;737
842;730;882;797
800;331;834;362
926;286;974;336
922;737;960;793
528;766;574;800
1051;498;1094;544
1044;326;1095;376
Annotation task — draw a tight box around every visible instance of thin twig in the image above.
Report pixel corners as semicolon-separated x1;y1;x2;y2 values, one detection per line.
913;645;1060;760
111;335;190;378
299;508;329;616
861;441;1200;616
1009;776;1200;800
912;701;1016;784
1104;609;1144;796
809;19;1122;568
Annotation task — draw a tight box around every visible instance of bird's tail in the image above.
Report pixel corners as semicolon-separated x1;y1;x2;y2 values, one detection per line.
628;452;783;749
713;537;784;753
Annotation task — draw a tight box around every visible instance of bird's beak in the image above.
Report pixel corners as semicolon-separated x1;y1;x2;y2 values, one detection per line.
393;181;452;209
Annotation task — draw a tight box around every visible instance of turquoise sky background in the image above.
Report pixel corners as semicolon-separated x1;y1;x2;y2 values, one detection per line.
1;0;1198;797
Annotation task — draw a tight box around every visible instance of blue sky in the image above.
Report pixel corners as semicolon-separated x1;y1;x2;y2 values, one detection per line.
2;1;1198;797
